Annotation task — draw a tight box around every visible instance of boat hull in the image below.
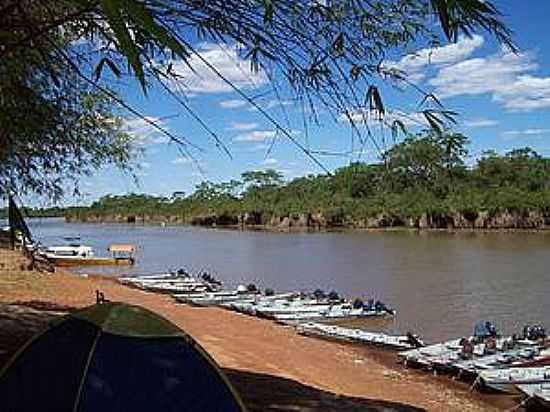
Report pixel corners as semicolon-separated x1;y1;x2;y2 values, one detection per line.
48;257;134;267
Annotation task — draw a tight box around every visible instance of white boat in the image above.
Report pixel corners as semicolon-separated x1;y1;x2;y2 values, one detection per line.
517;383;550;408
173;289;259;306
268;304;391;321
40;242;135;266
298;322;424;351
479;366;550;393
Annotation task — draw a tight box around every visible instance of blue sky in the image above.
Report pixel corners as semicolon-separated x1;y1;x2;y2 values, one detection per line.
64;2;550;206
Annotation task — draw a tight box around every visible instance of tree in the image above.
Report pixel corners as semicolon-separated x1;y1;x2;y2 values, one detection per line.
241;170;284;190
384;136;446;191
1;0;514;195
0;2;134;201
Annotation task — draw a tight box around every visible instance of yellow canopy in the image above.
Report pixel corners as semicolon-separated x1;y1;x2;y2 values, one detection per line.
108;244;135;253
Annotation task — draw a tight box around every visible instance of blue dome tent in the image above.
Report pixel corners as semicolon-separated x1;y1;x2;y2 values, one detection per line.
0;302;245;412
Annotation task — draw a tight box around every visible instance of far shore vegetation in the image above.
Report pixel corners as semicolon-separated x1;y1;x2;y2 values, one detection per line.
9;133;550;230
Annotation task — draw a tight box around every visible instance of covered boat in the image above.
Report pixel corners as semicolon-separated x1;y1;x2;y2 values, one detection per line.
42;241;135;266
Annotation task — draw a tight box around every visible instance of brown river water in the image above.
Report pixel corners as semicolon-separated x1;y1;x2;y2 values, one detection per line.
29;218;550;343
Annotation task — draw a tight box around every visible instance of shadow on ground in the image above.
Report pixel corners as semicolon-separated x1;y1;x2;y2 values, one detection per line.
225;368;423;411
0;302;422;411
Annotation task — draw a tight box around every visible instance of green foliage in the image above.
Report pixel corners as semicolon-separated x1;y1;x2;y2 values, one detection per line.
1;0;514;174
65;132;550;226
0;1;135;200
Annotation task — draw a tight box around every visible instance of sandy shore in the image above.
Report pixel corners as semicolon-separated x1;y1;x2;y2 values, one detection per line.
0;249;518;411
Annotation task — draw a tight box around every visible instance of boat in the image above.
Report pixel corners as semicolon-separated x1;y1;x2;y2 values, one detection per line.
119;269;222;294
297;322;424;351
517;383;550;409
264;303;393;322
400;321;548;376
173;287;259;306
478;366;550;394
41;242;135;266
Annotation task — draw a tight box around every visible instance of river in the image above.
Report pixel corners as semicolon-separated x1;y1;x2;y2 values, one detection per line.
28;218;550;342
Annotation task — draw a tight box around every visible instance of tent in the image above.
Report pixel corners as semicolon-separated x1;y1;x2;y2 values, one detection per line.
0;302;246;412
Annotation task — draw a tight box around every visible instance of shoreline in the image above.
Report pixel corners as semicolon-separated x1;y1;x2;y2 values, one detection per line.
0;249;517;411
37;216;550;234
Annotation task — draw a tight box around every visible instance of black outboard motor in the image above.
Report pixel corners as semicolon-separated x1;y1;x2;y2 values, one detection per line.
328;290;340;302
246;283;258;293
406;332;425;348
176;268;189;277
352;298;364;310
524;324;546;341
313;289;326;300
366;299;375;311
264;288;275;296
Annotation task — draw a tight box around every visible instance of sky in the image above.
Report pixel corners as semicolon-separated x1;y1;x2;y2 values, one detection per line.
61;2;550;206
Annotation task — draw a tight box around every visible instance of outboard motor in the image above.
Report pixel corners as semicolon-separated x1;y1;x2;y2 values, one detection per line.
366;299;375;311
246;283;258;293
524;324;546;341
264;288;275;296
313;289;326;300
328;290;340;302
406;332;425;348
352;298;364;310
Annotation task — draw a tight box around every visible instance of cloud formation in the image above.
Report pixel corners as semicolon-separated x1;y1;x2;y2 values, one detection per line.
219;99;248;109
234;130;277;142
228;122;258;131
500;128;550;139
172;156;192;165
262;158;278;165
339;109;429;127
429;48;550;111
463;118;498;128
169;43;268;94
385;35;484;82
124;117;168;146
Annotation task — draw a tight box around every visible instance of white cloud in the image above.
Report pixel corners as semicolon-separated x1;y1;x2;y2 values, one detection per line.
463;118;498;128
124;117;168;146
168;43;268;94
500;129;550;139
339;108;428;127
172;156;192;165
248;99;294;112
428;48;550;111
262;158;278;165
220;99;248;109
228;122;258;131
247;143;269;152
384;35;484;82
234;130;277;142
493;75;550;111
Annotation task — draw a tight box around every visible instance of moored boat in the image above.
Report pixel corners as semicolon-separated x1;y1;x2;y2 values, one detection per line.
297;322;424;351
41;242;135;266
478;366;550;394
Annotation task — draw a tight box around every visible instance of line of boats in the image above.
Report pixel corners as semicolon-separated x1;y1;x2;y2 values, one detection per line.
398;321;550;408
118;269;396;323
118;270;549;409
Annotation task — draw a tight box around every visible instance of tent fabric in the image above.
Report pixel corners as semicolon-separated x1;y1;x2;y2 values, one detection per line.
0;303;245;412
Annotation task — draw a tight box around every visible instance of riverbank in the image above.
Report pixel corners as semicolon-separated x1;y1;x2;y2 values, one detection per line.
0;249;518;411
64;215;550;234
